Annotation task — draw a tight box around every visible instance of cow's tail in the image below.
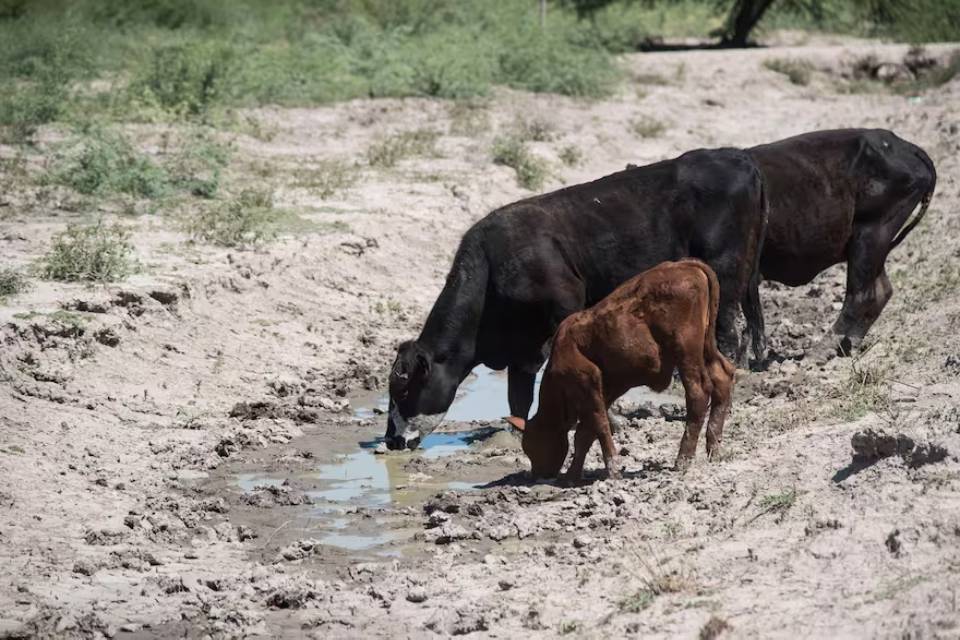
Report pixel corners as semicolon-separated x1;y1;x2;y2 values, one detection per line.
890;148;936;251
741;167;769;365
890;190;934;251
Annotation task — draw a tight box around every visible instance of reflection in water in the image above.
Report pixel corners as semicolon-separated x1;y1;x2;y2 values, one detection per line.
235;429;490;551
353;365;543;421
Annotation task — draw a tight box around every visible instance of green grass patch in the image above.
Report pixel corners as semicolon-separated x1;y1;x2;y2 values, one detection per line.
0;267;30;298
763;58;814;86
44;127;170;198
630;115;667;138
492;134;549;191
619;588;656;613
367;129;439;168
757;488;798;514
558;144;583;167
39;221;135;282
292;159;359;199
165;129;231;198
183;188;279;247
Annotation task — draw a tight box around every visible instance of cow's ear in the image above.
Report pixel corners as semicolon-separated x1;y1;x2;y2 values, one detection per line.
504;416;526;432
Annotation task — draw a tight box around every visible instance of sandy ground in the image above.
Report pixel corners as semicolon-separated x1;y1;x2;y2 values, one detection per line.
2;37;960;639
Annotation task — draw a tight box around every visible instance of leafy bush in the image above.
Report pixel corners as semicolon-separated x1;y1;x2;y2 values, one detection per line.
558;144;583;167
45;128;170;198
763;58;813;85
630;115;667;138
166;130;230;198
183;188;282;247
40;222;134;282
492;135;549;190
367;129;440;167
132;41;235;116
0;267;30;298
292;159;359;199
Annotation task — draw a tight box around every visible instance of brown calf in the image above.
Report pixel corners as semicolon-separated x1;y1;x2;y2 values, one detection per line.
506;259;735;480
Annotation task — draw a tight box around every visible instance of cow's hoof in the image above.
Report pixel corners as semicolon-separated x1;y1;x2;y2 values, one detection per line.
674;456;693;474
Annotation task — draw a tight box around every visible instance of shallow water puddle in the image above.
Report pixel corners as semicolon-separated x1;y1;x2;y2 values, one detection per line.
234;428;496;552
237;364;675;554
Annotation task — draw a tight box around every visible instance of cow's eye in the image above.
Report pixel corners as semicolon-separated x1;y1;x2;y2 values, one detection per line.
881;141;890;149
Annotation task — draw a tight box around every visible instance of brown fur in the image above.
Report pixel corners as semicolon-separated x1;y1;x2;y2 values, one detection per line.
510;259;736;480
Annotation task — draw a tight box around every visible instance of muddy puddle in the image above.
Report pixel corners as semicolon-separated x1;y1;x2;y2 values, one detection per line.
231;365;678;557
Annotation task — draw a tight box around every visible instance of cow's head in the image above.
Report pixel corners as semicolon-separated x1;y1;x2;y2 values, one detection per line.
853;130;936;213
384;340;455;450
508;415;568;479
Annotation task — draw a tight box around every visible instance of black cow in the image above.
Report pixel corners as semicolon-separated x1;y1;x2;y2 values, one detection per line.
384;148;768;450
748;129;936;357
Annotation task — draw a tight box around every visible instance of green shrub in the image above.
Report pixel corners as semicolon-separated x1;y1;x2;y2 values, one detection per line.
558;144;583;167
630;115;667;138
763;58;814;85
292;159;359;199
45;128;170;198
0;267;30;298
0;80;67;143
166;130;230;198
492;135;549;190
184;188;282;247
40;222;134;282
367;129;439;167
132;41;235;116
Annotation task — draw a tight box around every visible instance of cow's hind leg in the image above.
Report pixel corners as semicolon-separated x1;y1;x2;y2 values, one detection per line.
829;227;895;357
704;355;735;459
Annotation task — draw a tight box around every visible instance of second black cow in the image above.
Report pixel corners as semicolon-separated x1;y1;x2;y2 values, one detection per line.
384;148;767;450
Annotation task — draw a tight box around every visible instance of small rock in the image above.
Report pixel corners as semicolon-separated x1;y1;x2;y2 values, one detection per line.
406;587;428;603
573;535;593;549
93;327;121;347
73;560;97;576
498;579;514;591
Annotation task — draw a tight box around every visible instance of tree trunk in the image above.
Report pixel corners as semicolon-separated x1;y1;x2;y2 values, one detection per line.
721;0;778;47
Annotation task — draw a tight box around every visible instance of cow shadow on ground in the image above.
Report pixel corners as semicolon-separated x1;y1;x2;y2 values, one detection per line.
832;457;880;483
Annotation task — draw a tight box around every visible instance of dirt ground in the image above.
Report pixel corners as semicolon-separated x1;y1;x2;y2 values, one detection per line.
2;37;960;639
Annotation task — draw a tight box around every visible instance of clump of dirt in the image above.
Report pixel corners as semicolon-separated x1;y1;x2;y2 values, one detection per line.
852;428;950;468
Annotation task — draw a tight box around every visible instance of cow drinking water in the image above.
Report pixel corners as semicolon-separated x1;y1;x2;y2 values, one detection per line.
506;259;735;479
385;149;767;450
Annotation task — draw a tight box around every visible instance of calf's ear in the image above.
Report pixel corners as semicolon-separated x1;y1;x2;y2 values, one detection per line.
503;416;526;432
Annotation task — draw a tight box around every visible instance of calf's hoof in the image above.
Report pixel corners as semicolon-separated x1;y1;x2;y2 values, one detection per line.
604;456;622;480
674;454;694;474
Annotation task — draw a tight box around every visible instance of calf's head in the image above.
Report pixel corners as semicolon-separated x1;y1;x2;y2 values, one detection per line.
384;340;456;450
508;415;568;479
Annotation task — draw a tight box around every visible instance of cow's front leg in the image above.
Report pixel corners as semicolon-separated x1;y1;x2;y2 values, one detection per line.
507;367;536;420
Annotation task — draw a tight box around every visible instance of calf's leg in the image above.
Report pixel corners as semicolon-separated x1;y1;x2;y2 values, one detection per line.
565;425;595;481
576;366;621;480
676;361;711;471
704;356;735;459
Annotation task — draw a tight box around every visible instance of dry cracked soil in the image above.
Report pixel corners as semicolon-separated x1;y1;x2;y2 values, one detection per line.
2;36;960;639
